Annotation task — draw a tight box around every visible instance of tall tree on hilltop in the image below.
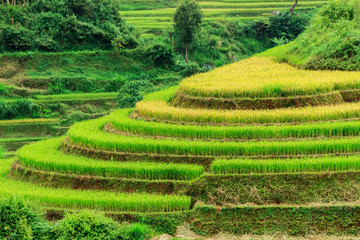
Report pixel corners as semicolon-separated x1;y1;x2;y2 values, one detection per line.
174;0;203;63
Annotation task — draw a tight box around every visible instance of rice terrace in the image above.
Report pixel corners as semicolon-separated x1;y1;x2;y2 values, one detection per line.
2;0;360;239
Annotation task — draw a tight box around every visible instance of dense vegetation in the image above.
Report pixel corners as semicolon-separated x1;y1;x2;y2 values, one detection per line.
0;197;153;240
5;0;360;238
0;0;137;52
264;0;360;70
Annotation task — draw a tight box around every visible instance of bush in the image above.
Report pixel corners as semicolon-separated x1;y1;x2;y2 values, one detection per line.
179;61;202;77
117;81;151;108
0;99;38;120
119;223;153;240
52;211;121;240
53;211;153;240
0;0;137;52
0;197;51;240
145;43;175;68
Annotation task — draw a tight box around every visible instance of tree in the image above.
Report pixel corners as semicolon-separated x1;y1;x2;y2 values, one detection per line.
289;0;298;16
174;0;203;63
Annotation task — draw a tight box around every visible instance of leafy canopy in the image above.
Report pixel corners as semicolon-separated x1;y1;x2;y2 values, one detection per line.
174;0;203;45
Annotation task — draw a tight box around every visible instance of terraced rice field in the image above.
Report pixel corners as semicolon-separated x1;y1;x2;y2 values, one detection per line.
5;54;360;236
117;0;327;35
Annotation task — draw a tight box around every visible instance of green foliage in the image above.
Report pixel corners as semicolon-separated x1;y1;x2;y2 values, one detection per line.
117;81;151;108
119;223;153;240
53;211;122;240
0;0;137;52
0;99;38;120
271;36;289;46
0;197;50;240
174;0;203;62
145;43;175;68
0;198;154;240
0;146;4;159
277;0;360;70
0;83;9;97
174;0;203;45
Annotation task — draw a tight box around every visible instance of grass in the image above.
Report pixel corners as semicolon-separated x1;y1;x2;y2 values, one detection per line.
34;92;118;101
110;109;360;140
0;159;190;212
119;0;326;33
0;137;48;143
17;138;204;181
178;57;360;98
212;156;360;174
0;147;4;159
67;116;360;157
120;6;317;17
0;118;59;126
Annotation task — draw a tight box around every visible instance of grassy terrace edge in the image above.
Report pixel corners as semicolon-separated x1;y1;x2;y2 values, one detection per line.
11;155;360;205
18;138;204;181
67;116;360;157
109;109;360;141
0;159;191;212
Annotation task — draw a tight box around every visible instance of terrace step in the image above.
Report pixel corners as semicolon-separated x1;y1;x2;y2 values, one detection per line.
0;159;191;213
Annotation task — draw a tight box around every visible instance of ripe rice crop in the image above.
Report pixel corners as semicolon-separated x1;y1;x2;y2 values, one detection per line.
18;138;204;181
0;118;59;126
212;156;360;174
0;159;190;212
35;92;118;101
111;109;360;140
67;116;360;157
178;57;360;98
136;100;360;124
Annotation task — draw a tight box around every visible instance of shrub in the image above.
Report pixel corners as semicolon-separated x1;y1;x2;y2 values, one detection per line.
0;0;137;52
0;99;38;120
117;81;151;108
119;223;153;240
145;43;175;68
52;211;122;240
53;211;153;240
0;197;51;240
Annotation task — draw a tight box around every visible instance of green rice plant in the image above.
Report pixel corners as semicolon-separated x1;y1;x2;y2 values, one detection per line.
18;138;204;181
110;109;360;140
67;116;360;157
0;159;190;212
212;156;360;174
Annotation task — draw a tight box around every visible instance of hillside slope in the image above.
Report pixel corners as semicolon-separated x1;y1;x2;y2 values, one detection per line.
261;0;360;70
119;0;327;35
